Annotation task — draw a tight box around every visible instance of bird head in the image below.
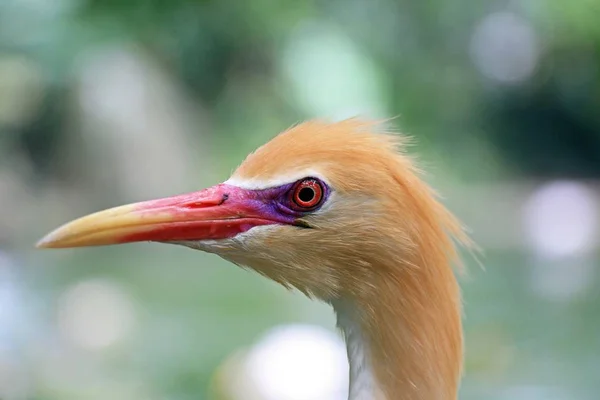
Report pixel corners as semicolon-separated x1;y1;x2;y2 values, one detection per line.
38;119;467;302
38;119;472;399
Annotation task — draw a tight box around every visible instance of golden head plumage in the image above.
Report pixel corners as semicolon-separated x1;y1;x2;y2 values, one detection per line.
38;119;472;400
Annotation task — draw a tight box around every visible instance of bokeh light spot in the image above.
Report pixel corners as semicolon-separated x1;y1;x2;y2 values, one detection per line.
58;279;136;350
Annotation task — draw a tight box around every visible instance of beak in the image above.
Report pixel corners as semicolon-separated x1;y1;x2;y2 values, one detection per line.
37;184;286;249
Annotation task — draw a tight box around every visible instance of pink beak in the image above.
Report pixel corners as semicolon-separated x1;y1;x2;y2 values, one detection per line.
36;184;285;249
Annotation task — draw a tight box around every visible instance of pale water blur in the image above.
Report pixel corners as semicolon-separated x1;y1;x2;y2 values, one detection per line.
1;0;599;399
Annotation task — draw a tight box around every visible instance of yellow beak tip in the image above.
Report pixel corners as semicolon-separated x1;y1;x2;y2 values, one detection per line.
36;234;58;249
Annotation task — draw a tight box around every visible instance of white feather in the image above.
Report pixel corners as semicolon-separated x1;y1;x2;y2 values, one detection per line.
334;300;386;400
225;169;329;190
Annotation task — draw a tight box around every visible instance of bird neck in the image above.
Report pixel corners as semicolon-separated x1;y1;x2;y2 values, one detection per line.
333;255;463;400
334;300;386;400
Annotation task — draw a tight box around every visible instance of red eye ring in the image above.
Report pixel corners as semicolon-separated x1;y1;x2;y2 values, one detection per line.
292;179;324;209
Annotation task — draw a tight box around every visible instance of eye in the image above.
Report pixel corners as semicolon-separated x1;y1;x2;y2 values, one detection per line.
292;178;324;210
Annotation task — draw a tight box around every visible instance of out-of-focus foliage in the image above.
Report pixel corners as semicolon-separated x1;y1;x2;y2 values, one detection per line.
3;0;600;180
1;0;599;399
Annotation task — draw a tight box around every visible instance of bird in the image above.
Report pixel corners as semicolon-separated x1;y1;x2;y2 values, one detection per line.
37;119;473;400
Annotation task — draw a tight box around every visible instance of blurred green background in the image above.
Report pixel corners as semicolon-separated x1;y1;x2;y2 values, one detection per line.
1;0;600;399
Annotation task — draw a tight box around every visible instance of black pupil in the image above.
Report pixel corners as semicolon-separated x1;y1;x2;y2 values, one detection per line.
298;187;315;203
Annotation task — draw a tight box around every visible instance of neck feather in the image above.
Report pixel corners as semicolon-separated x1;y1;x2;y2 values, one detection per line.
334;301;385;400
333;252;463;400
